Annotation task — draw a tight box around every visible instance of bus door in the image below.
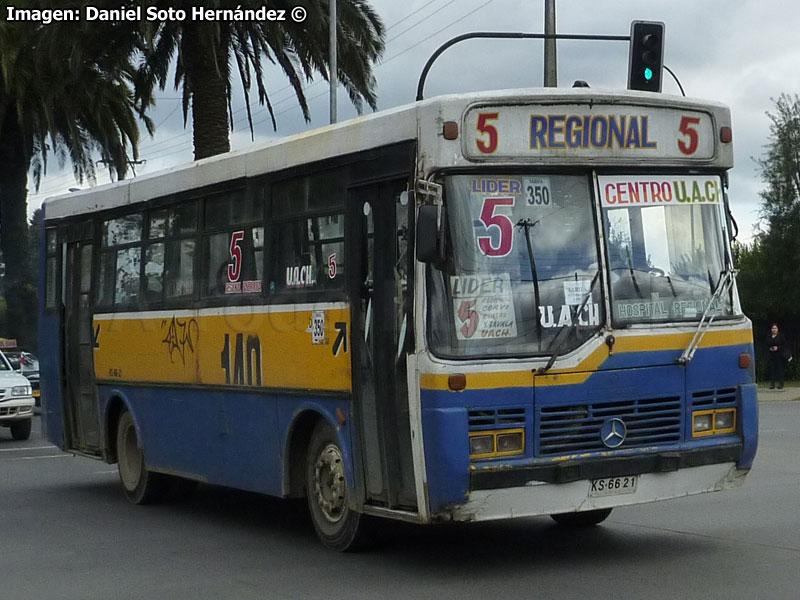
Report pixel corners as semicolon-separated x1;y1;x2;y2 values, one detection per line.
349;180;416;510
63;226;101;455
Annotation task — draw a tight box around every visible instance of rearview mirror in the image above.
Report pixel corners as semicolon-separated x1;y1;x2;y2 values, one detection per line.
416;204;444;264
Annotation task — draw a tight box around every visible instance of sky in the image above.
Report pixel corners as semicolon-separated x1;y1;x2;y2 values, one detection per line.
24;0;800;242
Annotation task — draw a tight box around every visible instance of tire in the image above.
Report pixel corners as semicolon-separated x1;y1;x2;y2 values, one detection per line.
305;421;367;551
10;418;32;441
116;410;168;505
550;508;613;527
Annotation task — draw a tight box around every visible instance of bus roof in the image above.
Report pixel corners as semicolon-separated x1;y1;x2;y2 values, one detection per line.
44;87;732;221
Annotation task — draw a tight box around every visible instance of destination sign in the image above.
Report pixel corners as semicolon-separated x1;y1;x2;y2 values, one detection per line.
463;104;715;161
597;175;722;208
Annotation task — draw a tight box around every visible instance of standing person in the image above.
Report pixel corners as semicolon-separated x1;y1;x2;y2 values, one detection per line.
768;323;787;389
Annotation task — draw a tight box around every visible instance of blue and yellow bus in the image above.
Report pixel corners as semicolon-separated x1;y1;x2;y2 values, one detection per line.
39;86;757;550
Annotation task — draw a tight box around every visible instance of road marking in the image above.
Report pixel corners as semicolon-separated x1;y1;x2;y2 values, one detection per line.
4;454;71;461
0;445;56;452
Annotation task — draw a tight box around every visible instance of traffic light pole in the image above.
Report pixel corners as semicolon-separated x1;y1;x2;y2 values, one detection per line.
544;0;557;87
415;32;629;101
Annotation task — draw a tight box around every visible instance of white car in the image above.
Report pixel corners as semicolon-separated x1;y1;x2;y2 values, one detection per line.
0;349;35;440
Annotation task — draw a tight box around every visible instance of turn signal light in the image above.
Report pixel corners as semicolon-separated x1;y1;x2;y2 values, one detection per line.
448;373;467;391
443;121;459;140
738;353;751;369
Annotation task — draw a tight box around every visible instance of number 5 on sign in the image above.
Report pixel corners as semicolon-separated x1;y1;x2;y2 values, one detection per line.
476;112;499;154
477;197;514;257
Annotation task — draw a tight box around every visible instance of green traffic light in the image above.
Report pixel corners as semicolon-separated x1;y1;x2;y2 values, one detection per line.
644;67;653;81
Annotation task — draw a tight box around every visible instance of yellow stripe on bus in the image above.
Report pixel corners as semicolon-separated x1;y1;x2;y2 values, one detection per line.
93;306;352;392
420;328;753;391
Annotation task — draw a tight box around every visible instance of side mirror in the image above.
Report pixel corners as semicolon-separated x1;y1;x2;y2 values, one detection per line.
416;203;444;264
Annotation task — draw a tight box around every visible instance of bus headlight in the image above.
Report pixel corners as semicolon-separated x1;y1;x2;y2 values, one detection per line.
497;431;524;454
469;435;494;457
714;409;736;433
11;385;31;396
692;408;736;437
469;428;525;459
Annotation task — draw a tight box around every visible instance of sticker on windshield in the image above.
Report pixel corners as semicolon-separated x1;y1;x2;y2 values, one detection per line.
539;304;600;328
523;177;553;208
615;298;726;320
450;273;518;340
598;175;722;208
563;279;592;305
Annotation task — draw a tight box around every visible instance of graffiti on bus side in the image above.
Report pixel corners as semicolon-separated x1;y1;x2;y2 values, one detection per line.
220;333;263;386
161;316;200;365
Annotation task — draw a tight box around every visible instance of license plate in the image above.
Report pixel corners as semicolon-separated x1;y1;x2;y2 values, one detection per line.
589;475;638;497
33;390;40;398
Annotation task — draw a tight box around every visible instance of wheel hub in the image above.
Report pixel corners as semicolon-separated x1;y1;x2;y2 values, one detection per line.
313;443;347;523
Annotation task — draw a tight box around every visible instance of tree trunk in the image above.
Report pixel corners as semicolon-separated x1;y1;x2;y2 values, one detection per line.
182;23;231;160
0;103;36;348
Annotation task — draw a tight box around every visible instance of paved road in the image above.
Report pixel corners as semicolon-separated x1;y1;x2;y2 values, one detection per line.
2;397;799;600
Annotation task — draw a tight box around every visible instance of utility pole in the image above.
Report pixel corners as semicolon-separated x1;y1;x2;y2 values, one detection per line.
329;0;338;123
543;0;557;87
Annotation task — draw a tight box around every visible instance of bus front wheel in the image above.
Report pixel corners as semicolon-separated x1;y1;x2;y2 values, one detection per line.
550;508;613;526
305;421;366;551
116;410;168;505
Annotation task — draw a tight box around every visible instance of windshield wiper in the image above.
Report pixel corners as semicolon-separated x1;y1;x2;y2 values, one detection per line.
538;269;602;375
516;218;543;351
678;268;737;363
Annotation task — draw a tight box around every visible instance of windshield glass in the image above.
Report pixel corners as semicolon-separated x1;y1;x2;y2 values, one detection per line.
600;174;736;324
428;174;604;358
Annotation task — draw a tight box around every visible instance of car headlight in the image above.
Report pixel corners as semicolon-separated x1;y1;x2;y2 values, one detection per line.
11;385;32;396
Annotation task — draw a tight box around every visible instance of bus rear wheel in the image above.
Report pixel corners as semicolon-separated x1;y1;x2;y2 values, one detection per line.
550;508;613;526
116;410;168;505
305;421;366;551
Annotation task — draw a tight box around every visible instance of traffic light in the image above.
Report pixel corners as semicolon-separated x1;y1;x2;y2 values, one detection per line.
628;21;665;92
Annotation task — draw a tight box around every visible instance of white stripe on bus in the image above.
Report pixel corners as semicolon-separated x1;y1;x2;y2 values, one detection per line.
94;301;350;321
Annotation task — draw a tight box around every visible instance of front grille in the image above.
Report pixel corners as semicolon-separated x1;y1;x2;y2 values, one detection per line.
0;406;20;416
468;407;526;430
691;388;737;409
537;396;682;456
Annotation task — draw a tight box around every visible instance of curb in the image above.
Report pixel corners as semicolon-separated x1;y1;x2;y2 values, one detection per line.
757;388;800;402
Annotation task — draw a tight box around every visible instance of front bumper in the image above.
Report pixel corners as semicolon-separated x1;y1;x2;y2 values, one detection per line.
448;462;746;522
0;396;35;421
472;443;742;488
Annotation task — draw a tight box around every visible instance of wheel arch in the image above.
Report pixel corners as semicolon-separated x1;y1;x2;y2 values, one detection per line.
102;392;135;464
283;409;328;499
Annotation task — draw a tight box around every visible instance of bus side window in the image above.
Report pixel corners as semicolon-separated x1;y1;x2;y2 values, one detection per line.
270;214;344;294
98;214;143;310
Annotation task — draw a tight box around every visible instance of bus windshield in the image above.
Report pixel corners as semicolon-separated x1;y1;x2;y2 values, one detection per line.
600;174;737;325
428;173;604;358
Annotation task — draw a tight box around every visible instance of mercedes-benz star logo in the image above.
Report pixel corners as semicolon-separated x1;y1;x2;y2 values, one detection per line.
600;418;627;449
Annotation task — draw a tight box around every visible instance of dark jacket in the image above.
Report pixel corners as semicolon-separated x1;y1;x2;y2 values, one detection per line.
768;333;787;359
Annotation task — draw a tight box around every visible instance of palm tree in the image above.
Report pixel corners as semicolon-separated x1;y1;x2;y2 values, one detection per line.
0;15;153;346
137;0;385;159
